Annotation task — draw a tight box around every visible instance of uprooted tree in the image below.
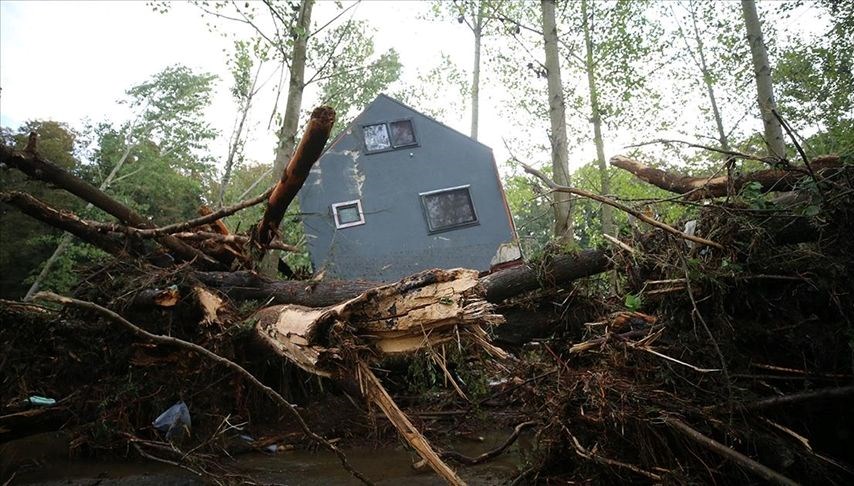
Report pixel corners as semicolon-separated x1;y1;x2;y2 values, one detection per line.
2;104;853;484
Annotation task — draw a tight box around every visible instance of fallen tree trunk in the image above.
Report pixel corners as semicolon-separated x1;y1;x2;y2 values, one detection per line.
254;106;335;249
610;154;843;199
1;191;136;259
0;142;222;269
195;249;613;307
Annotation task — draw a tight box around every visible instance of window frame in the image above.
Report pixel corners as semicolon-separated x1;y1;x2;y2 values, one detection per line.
361;118;419;154
419;184;479;234
331;199;366;229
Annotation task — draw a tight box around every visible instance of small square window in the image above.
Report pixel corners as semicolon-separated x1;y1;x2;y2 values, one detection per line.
332;200;365;229
420;186;478;233
363;124;390;152
389;120;416;147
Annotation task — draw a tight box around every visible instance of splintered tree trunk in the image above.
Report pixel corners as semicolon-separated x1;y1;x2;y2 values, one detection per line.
540;0;573;242
254;106;335;251
741;0;786;159
582;0;614;237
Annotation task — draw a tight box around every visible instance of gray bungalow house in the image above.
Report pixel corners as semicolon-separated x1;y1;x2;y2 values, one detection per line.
299;94;520;282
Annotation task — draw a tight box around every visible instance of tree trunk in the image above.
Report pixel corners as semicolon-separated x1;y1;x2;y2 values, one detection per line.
688;4;730;152
470;4;483;140
540;0;573;242
272;0;314;181
741;0;786;159
582;0;614;237
219;62;263;207
263;0;314;276
195;249;612;307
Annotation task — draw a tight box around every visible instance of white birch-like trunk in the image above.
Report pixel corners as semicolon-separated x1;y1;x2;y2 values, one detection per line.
541;0;573;242
741;0;786;158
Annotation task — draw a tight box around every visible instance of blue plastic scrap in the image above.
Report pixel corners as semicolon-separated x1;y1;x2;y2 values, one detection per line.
27;396;56;407
153;401;192;439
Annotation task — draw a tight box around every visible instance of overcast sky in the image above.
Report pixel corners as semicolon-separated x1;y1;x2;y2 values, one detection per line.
0;1;822;177
0;1;525;170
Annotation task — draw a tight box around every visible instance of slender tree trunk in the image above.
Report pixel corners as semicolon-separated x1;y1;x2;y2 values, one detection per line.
470;4;483;140
581;0;614;237
688;3;730;151
219;62;263;207
264;0;314;275
740;0;786;159
272;0;314;181
540;0;573;242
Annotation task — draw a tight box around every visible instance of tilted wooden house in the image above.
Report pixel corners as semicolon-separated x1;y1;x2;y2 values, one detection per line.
299;94;520;281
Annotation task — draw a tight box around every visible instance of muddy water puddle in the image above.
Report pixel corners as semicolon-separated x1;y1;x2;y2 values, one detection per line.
12;429;530;485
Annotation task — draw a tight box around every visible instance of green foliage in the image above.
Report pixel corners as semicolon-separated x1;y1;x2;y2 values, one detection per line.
314;21;402;131
0;121;87;299
624;293;643;311
392;54;469;120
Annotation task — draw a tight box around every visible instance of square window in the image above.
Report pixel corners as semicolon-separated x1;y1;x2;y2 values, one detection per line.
332;200;365;229
363;124;390;152
389;120;416;147
420;186;478;233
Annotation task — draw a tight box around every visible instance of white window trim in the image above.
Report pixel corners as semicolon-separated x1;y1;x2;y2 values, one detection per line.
419;184;479;233
332;199;365;229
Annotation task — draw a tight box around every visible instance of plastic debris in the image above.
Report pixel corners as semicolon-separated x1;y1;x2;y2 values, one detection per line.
27;395;56;407
152;401;192;439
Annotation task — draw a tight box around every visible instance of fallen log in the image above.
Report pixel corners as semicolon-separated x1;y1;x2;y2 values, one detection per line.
610;154;843;200
0;141;222;269
194;249;613;307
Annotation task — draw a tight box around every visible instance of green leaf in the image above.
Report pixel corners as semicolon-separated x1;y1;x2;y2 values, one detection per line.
624;293;643;311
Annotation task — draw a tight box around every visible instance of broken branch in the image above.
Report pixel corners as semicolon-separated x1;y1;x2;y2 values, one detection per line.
610;154;842;200
662;416;799;486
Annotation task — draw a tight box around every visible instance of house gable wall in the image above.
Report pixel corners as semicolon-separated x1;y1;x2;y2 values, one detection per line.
299;95;516;281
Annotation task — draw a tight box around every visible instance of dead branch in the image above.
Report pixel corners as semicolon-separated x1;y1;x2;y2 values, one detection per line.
520;162;724;249
738;385;854;411
565;427;663;481
357;361;465;485
662;416;799;486
1;191;135;258
32;291;374;486
610;154;843;200
92;187;273;239
0;142;222;269
254;106;335;248
439;420;536;466
173;231;298;252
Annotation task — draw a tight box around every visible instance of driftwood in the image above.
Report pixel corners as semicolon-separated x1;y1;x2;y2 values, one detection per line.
254;106;335;248
0;142;222;269
610;154;843;200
